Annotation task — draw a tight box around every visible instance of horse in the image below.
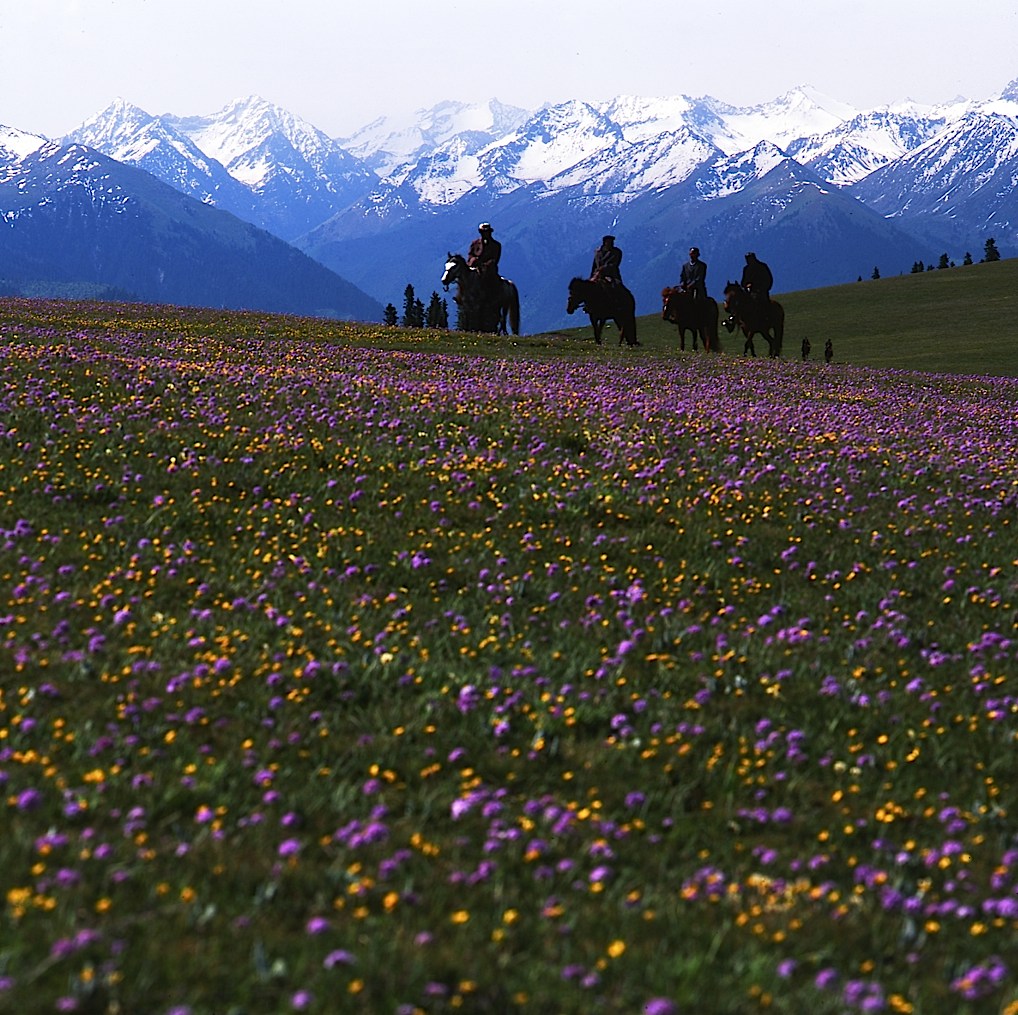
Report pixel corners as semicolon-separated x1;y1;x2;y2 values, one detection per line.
722;282;784;358
566;278;639;347
441;253;520;335
660;286;719;352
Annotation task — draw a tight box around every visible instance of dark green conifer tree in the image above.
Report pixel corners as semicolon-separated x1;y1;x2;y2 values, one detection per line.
425;291;448;329
401;284;417;327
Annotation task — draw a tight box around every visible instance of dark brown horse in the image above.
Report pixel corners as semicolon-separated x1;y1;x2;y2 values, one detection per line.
567;278;639;346
722;282;784;357
661;286;719;352
442;253;521;335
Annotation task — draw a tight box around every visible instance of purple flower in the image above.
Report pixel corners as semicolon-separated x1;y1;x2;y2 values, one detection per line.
16;788;42;812
815;968;839;990
457;684;481;714
643;1000;677;1015
323;949;356;969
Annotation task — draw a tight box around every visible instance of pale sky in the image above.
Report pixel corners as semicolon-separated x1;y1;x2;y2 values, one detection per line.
3;0;1016;140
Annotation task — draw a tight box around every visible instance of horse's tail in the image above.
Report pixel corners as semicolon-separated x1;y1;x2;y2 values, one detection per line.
706;298;721;353
772;301;785;357
627;314;638;346
622;287;638;346
508;282;520;336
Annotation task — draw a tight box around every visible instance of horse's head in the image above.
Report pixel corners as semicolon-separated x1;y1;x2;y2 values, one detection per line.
441;253;461;290
566;277;586;315
722;281;743;312
661;285;685;321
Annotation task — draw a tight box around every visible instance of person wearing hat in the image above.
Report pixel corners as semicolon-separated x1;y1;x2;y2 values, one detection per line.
679;246;707;303
467;222;502;295
741;251;773;305
590;234;623;285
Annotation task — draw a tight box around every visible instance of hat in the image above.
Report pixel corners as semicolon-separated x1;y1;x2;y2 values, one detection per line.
602;234;615;243
745;251;756;259
478;222;493;232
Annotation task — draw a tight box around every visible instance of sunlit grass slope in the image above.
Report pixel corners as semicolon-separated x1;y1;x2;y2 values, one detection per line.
0;297;1016;1014
557;257;1018;377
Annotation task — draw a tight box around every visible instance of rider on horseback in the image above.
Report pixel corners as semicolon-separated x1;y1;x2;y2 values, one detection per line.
741;252;773;312
468;223;502;298
590;235;623;286
680;246;707;303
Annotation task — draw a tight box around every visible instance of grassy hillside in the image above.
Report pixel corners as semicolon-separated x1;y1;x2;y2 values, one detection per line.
551;257;1018;377
1;297;1016;1013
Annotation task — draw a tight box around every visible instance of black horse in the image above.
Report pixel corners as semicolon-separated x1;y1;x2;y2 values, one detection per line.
661;286;720;352
722;282;785;358
566;278;639;347
442;253;520;335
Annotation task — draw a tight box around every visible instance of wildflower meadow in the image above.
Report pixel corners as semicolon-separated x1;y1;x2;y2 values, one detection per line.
1;298;1016;1014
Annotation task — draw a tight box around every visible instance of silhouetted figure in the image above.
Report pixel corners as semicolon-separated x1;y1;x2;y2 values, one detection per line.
680;246;708;303
591;235;623;284
467;222;501;296
801;336;811;360
741;251;773;307
824;338;834;363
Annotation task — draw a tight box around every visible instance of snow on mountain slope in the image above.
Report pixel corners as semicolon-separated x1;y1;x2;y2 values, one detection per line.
164;95;355;192
339;98;531;177
713;85;858;153
855;110;1018;218
0;124;49;166
546;128;721;197
63;99;237;199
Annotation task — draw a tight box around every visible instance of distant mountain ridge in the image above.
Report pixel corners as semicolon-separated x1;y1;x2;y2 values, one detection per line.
3;79;1018;330
0;139;383;321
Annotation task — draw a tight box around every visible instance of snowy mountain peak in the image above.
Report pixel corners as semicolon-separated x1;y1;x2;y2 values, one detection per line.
69;98;156;144
723;85;859;150
339;97;531;176
0;124;48;163
162;95;334;171
1000;77;1018;102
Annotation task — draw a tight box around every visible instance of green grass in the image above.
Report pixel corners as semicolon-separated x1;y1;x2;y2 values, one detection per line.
0;295;1016;1014
552;257;1018;377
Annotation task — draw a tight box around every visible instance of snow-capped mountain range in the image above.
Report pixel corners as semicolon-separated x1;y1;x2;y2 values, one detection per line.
3;80;1018;330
